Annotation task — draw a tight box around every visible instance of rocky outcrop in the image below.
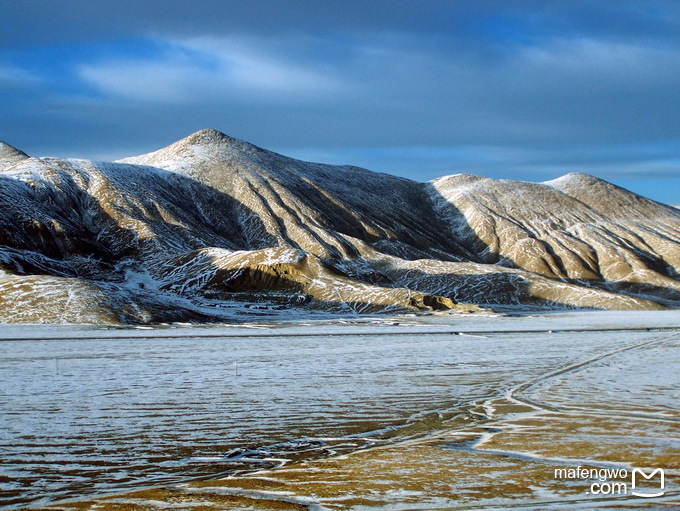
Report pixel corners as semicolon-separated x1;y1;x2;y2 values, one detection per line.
0;130;677;323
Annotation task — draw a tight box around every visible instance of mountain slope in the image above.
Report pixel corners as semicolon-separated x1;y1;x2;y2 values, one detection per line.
120;129;477;262
0;130;677;323
429;173;680;303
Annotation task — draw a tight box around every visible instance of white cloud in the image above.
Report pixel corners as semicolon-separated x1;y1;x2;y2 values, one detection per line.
78;37;344;103
516;37;680;82
0;64;40;87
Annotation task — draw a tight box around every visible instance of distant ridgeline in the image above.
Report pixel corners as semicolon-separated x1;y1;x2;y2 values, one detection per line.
0;130;678;323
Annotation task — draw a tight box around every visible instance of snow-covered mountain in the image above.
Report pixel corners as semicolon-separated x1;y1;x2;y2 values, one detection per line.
0;129;677;323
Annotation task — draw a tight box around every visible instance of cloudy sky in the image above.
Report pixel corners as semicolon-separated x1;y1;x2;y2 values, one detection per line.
2;1;680;203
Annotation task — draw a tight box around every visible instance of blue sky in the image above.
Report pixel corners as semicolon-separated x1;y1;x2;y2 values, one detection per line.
1;1;680;203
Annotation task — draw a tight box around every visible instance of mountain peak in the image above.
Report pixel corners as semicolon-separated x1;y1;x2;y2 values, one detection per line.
162;128;247;154
0;141;30;171
117;128;256;170
183;128;235;146
544;172;605;188
175;129;268;155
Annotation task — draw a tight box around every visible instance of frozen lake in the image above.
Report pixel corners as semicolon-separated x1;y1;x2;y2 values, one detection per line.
0;311;678;509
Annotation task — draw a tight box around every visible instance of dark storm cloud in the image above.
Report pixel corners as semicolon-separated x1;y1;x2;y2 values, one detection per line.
1;1;680;203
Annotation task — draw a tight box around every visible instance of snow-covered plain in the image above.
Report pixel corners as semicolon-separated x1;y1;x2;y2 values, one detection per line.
0;311;678;509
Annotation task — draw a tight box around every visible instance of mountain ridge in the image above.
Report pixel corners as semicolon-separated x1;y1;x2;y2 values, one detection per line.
0;130;677;323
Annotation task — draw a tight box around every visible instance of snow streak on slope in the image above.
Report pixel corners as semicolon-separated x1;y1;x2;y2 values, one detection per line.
0;130;677;323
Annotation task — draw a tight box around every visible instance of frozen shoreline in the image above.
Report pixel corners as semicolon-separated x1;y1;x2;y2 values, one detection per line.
0;309;678;342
